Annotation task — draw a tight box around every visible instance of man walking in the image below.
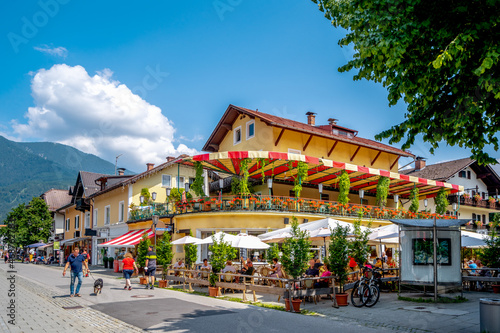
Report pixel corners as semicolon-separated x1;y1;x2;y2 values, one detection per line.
63;247;89;297
144;245;157;290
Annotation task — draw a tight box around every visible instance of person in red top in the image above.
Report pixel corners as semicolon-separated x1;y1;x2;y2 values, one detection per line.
122;252;138;290
348;256;357;271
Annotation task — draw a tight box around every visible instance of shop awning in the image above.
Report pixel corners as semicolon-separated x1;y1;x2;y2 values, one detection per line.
60;237;91;246
179;151;463;198
97;229;154;248
37;243;53;249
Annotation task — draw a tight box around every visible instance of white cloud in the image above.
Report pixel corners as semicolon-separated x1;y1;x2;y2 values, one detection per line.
33;45;68;58
12;64;198;172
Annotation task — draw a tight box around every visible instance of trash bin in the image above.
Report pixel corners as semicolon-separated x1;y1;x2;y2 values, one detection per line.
480;298;500;333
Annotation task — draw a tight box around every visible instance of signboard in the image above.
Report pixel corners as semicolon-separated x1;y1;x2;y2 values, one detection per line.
53;242;60;250
155;227;172;232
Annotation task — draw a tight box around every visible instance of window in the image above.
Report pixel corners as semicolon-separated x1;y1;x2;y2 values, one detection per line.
467;171;471;179
84;212;90;228
482;192;486;199
176;176;185;188
75;215;80;229
233;126;242;145
361;198;369;205
321;193;330;201
246;120;255;140
104;206;111;225
189;177;195;186
483;214;486;223
289;190;296;197
65;218;70;231
118;201;125;222
288;148;301;155
162;174;171;187
93;208;98;227
458;170;467;178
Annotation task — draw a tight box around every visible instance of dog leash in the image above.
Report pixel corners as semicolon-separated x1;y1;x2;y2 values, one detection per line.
88;270;97;281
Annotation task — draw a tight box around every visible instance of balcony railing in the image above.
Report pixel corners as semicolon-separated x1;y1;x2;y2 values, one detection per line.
128;195;456;222
449;195;500;210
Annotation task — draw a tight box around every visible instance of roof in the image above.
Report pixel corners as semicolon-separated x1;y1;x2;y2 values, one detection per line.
203;104;414;158
401;158;474;181
40;189;72;211
79;171;111;197
389;219;471;227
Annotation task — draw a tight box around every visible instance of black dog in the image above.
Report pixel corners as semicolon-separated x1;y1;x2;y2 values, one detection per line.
93;278;103;295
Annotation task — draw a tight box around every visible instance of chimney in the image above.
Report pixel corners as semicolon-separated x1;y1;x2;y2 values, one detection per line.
117;168;125;176
146;163;155;171
415;157;426;171
328;118;338;126
306;112;316;126
166;156;176;162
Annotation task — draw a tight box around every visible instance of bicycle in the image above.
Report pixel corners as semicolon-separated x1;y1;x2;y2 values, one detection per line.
364;267;381;307
350;266;371;307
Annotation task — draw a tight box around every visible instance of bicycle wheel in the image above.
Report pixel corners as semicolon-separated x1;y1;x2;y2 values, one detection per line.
351;281;370;307
365;284;380;307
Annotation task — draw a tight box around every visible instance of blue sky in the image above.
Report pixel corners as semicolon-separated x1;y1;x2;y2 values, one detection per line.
0;1;495;172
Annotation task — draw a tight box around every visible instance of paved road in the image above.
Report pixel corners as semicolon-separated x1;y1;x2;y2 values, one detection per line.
0;262;395;332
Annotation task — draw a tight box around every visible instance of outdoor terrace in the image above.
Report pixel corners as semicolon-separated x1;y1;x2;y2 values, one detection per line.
127;194;456;222
449;194;500;211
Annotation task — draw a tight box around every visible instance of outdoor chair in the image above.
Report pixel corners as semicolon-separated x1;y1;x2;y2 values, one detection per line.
303;278;317;304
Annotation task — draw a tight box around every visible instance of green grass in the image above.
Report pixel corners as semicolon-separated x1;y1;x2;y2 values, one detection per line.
398;295;468;303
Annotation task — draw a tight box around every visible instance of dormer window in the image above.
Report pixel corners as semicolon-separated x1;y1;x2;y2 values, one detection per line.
233;126;242;145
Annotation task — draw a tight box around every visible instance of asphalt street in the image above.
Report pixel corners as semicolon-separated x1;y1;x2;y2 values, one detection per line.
0;262;396;332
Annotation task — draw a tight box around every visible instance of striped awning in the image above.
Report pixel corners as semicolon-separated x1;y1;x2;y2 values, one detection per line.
97;229;154;248
179;151;463;198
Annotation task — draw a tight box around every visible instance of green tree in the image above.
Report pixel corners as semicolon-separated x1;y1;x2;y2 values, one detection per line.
281;217;313;279
0;204;26;248
208;234;233;286
191;161;206;197
312;0;500;165
409;187;420;213
434;188;450;215
265;243;281;263
338;170;350;205
137;232;151;269
480;213;500;268
156;233;173;270
184;232;198;269
376;176;390;208
349;212;372;267
328;223;350;293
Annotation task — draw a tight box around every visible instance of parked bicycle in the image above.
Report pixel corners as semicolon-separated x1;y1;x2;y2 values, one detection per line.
350;266;381;307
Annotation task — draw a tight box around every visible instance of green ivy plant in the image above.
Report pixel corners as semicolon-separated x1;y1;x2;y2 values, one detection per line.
376;176;390;208
328;223;350;293
434;188;449;215
338;170;350;205
191;161;205;197
258;158;268;184
239;158;251;195
281;217;313;279
140;188;151;206
291;161;309;197
409;187;420;213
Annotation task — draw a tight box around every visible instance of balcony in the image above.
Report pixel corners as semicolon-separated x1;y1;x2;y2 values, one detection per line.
128;195;456;223
449;195;500;210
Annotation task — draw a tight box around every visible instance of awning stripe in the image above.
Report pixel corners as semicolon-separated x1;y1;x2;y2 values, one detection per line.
99;229;154;247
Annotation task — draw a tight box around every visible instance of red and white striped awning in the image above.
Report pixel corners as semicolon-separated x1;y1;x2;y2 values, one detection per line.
179;151;463;198
97;229;154;248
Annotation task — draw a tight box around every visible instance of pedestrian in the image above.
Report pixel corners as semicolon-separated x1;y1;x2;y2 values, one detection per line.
144;245;157;290
122;252;138;290
82;247;89;277
62;247;89;297
4;251;9;264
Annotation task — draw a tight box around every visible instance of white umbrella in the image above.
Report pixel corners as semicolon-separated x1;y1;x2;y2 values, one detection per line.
196;232;236;245
230;233;270;249
369;224;399;240
172;235;200;245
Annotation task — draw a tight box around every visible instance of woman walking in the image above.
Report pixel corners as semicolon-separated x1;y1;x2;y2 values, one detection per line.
122;252;138;290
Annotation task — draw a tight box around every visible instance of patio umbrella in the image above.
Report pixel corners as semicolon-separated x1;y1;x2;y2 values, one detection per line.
230;233;270;249
369;224;399;240
196;232;236;245
27;242;46;248
172;235;201;245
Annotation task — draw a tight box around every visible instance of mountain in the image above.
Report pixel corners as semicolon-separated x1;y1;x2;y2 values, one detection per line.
0;136;128;221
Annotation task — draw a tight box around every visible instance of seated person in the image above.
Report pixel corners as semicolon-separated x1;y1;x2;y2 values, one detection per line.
315;263;332;288
239;258;252;274
199;259;212;277
374;258;383;269
364;260;373;270
349;256;357;271
221;260;236;281
269;258;283;278
173;259;185;276
467;260;477;274
314;258;324;270
305;259;319;277
242;261;255;282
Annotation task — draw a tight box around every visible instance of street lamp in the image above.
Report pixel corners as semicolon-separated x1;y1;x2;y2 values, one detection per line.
165;187;171;214
452;202;458;217
152;215;159;251
185;182;190;193
318;183;323;200
394;194;399;210
359;189;364;205
140;195;144;204
424;198;428;211
267;178;273;196
151;192;157;201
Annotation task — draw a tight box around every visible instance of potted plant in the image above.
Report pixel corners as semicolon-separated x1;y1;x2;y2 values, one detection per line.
157;233;173;288
328;222;351;306
281;217;312;312
208;234;233;297
103;256;108;268
184;231;198;269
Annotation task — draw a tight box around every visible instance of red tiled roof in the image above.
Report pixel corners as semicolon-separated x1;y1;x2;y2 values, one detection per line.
401;158;474;181
203;105;414;158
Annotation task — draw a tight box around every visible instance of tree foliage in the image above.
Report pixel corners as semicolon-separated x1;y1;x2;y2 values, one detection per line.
312;0;500;165
349;212;372;267
208;234;234;286
137;232;151;268
376;176;390;208
480;213;500;268
281;217;313;279
265;243;281;263
0;197;52;248
191;161;205;197
434;188;450;215
338;170;350;205
156;232;173;269
409;187;420;212
184;231;198;269
328;223;350;293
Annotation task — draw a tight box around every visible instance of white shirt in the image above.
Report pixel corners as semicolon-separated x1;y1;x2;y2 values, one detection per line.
221;265;236;273
173;262;185;269
200;264;212;271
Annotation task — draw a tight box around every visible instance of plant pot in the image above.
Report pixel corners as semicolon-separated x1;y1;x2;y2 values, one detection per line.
284;298;291;312
139;277;148;285
335;293;349;306
208;286;219;297
291;299;302;312
493;285;500;294
158;280;168;288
